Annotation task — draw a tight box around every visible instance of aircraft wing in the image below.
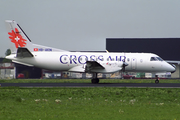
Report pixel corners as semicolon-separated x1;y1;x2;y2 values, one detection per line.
85;61;105;72
69;60;123;73
85;61;124;73
68;61;104;73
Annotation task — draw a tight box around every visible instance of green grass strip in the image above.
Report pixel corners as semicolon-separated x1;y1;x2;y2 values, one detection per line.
0;87;180;119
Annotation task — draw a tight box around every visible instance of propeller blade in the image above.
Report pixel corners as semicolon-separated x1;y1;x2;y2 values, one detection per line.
122;62;128;72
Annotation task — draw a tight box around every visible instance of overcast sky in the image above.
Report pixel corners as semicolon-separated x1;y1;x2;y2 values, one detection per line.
0;0;180;57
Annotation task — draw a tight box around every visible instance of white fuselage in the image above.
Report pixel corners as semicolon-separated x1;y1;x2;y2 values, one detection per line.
7;51;175;73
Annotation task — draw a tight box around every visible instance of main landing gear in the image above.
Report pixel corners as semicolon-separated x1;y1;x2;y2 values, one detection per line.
91;73;99;84
155;75;159;84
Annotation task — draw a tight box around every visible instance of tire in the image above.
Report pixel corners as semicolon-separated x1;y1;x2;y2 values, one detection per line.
91;78;99;84
155;80;159;84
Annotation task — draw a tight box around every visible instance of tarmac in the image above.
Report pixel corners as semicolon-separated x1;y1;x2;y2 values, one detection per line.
1;83;180;88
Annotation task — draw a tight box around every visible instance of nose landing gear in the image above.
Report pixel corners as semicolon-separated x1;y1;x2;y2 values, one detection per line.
155;75;159;84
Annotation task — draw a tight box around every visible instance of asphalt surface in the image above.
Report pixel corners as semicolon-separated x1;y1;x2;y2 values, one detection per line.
1;83;180;88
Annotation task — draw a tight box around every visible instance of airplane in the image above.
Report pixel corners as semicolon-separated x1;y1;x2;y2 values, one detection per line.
5;20;176;83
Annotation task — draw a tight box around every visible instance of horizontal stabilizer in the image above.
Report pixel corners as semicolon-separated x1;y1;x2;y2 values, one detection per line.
17;48;33;58
12;60;34;67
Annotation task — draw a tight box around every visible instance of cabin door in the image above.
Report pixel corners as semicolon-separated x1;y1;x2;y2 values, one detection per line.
131;58;137;70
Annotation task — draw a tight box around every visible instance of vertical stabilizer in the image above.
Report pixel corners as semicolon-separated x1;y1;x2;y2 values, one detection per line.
5;20;68;53
5;20;33;54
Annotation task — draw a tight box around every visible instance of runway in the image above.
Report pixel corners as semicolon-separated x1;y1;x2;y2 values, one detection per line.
1;83;180;88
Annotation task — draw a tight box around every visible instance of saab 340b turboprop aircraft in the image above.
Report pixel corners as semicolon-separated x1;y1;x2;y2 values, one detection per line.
5;20;176;83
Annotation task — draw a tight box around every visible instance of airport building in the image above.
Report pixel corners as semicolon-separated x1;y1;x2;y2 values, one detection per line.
106;38;180;78
0;58;15;79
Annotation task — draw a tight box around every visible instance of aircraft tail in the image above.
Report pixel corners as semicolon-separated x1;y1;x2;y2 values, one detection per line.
5;20;68;54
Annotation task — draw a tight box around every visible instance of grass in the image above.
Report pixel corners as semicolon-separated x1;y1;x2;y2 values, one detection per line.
0;87;180;119
1;78;180;83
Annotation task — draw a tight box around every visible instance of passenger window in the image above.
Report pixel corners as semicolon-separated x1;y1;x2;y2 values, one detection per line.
140;59;143;62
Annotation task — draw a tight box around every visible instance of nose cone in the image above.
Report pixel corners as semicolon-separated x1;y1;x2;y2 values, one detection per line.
170;64;176;73
167;63;176;73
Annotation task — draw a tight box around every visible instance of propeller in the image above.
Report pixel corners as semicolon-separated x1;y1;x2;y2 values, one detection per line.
122;52;128;72
122;60;128;72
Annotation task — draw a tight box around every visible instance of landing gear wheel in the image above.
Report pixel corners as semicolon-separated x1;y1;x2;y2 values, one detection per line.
155;80;159;84
91;78;99;84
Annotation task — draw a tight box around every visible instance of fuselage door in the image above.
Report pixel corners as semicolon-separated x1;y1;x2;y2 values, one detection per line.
131;58;137;70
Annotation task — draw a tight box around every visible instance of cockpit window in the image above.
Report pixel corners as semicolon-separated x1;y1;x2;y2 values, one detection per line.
150;57;164;61
150;57;158;61
156;57;163;61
